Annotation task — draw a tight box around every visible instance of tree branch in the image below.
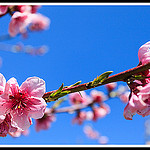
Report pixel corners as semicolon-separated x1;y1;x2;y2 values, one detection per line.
42;63;150;102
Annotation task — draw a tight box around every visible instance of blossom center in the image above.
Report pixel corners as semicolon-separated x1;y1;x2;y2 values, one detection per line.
9;91;29;110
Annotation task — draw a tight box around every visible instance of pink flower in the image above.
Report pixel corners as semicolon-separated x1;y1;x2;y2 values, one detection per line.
35;108;56;132
90;90;108;104
105;82;117;92
123;82;150;120
138;41;150;65
17;5;32;13
69;91;88;105
119;91;130;103
83;125;99;139
16;5;41;13
72;111;87;125
92;104;110;121
8;12;32;37
0;76;47;130
0;5;8;15
0;114;17;137
29;13;50;31
31;5;41;13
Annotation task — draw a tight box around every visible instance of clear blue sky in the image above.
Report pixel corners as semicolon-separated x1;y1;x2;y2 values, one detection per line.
0;3;150;145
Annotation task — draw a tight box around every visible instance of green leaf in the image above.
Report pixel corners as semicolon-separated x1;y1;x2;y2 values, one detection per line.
64;81;82;88
70;81;82;87
91;71;113;86
49;83;64;98
59;90;71;97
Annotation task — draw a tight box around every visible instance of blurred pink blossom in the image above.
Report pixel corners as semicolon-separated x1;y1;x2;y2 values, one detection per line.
72;111;87;125
29;13;50;31
8;12;32;37
35;108;56;132
0;75;47;131
69;91;88;105
0;5;8;15
31;5;41;13
90;90;108;104
119;91;130;103
16;5;41;14
92;104;110;121
83;125;99;139
16;5;32;13
105;82;117;92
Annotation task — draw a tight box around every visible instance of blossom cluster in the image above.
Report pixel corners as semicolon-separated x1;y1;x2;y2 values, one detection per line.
0;5;50;37
69;82;129;125
124;41;150;120
0;73;47;137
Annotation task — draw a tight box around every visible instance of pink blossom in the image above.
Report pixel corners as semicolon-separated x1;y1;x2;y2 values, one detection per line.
29;13;50;31
119;91;130;103
138;41;150;65
0;5;8;15
0;76;47;130
35;108;56;132
31;5;41;13
92;104;110;121
8;12;32;37
69;91;88;105
0;114;17;137
123;82;150;120
90;90;108;104
17;5;32;13
83;125;99;139
105;82;117;92
16;5;41;13
72;111;87;125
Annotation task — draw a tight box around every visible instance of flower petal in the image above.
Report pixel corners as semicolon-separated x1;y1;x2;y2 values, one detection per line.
7;77;19;96
0;73;6;93
28;97;47;119
20;77;46;97
11;111;32;131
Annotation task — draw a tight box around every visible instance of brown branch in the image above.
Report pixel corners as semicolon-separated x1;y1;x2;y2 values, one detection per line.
42;63;150;102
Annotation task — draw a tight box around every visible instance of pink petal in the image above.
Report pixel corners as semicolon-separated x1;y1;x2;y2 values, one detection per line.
138;41;150;62
7;77;19;95
0;94;11;115
20;77;46;97
0;73;6;93
11;111;32;130
28;97;47;119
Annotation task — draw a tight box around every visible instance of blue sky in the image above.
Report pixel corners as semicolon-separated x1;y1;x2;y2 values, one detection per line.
0;3;150;145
